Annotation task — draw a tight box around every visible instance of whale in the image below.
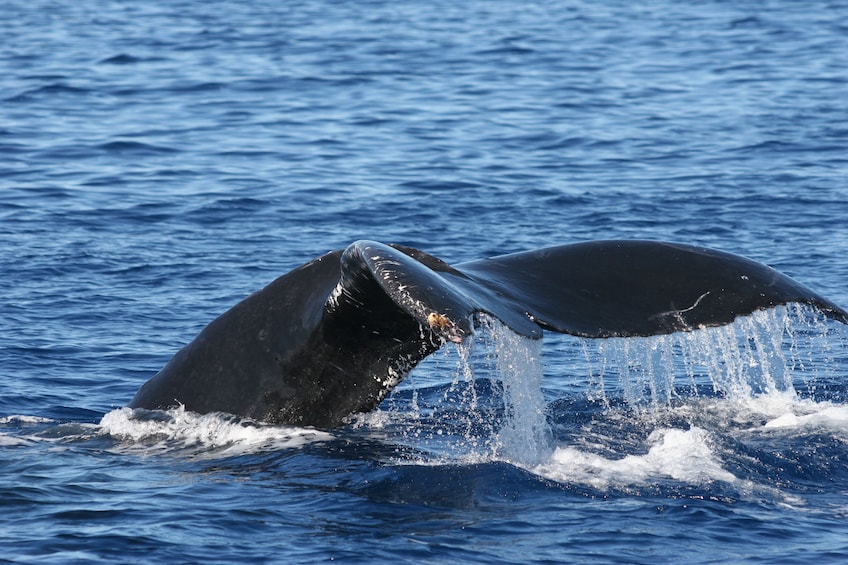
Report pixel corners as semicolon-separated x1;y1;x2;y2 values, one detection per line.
129;240;848;428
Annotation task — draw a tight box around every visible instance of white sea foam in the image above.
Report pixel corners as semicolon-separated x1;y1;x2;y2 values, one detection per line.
99;406;332;457
0;432;32;447
763;402;848;431
662;385;848;437
530;426;737;489
526;389;848;493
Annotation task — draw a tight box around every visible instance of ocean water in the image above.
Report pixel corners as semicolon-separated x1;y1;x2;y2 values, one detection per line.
3;0;848;562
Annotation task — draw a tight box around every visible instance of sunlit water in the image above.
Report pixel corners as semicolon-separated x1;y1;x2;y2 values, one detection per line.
3;0;848;562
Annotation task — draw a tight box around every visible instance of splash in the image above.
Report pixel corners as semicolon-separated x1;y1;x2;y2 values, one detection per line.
381;314;552;464
99;406;332;458
523;303;848;492
475;304;842;464
399;303;848;495
394;304;843;463
533;426;737;490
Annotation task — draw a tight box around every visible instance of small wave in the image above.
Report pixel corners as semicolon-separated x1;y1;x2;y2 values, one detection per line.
99;406;333;458
96;140;180;155
0;415;79;447
97;53;165;65
0;415;55;425
4;82;91;102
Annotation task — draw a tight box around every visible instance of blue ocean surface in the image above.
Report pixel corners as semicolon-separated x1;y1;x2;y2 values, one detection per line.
3;0;848;562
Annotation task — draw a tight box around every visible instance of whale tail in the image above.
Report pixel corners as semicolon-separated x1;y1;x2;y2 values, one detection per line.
129;240;848;427
453;240;848;337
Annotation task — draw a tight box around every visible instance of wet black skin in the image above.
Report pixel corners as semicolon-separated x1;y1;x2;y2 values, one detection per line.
129;240;848;428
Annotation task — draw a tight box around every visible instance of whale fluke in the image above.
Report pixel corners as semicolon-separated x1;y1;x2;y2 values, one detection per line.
129;240;848;427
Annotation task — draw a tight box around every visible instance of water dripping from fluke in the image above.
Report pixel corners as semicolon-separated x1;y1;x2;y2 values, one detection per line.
478;316;552;466
385;303;845;476
577;303;844;411
475;304;843;465
377;314;554;466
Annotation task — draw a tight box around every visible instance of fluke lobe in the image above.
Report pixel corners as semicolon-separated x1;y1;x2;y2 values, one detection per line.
129;240;848;428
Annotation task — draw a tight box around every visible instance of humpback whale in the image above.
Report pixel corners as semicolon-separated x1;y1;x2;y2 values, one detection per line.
129;240;848;428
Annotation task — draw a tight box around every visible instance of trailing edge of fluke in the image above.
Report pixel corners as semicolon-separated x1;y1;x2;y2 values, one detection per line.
129;240;848;428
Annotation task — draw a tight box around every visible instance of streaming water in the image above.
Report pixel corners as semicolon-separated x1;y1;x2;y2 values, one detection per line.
579;304;838;409
478;316;551;465
378;304;848;492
